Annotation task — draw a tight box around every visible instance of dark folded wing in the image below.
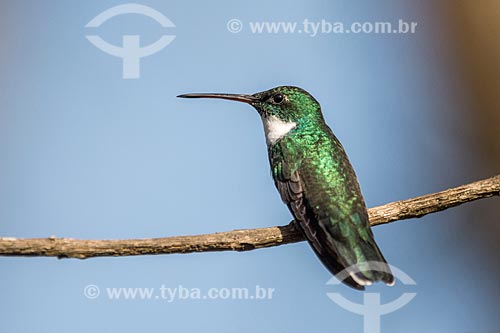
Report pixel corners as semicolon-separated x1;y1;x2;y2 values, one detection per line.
269;142;369;289
269;137;394;289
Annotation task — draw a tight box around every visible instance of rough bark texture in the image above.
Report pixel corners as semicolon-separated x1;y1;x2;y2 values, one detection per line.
0;175;498;259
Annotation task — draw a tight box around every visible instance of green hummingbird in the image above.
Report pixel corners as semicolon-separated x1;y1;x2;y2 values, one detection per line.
178;86;394;289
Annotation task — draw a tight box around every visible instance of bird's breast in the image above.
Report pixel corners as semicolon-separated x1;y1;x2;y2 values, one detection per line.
261;115;297;145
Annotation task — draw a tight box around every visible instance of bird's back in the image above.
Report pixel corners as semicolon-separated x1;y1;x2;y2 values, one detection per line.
269;123;394;289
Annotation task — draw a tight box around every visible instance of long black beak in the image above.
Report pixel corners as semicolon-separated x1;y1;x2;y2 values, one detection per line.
177;93;259;104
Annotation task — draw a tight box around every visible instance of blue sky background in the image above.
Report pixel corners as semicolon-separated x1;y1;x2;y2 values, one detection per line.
1;1;498;332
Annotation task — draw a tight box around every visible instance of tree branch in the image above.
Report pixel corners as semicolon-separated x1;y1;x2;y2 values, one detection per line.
0;175;498;259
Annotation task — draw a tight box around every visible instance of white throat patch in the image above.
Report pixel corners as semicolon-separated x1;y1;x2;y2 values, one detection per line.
261;115;297;145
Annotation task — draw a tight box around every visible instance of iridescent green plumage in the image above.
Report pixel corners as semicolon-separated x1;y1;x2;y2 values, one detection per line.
178;86;393;289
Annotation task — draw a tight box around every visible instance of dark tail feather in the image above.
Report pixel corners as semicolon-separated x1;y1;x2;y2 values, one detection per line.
295;217;394;289
312;243;367;290
314;239;394;289
357;238;395;286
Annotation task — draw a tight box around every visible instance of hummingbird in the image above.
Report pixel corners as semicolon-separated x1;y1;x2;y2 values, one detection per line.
178;86;394;289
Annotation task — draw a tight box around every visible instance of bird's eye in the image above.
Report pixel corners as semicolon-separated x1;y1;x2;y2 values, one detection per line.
272;93;284;104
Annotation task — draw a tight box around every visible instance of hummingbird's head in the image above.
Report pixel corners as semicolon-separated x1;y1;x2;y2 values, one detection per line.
251;86;322;123
178;86;323;124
